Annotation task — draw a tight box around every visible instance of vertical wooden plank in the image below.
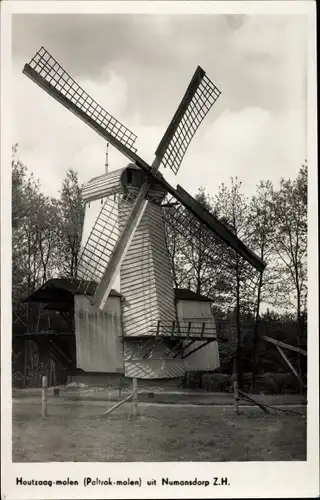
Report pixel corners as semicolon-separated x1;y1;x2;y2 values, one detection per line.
42;375;48;418
201;322;205;339
156;320;161;336
132;378;138;416
187;321;191;339
119;374;122;397
171;321;175;339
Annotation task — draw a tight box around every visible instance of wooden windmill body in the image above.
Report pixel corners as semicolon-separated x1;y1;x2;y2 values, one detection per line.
77;164;219;378
22;47;266;382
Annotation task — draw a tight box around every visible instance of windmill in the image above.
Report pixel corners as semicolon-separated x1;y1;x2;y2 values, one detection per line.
23;47;266;380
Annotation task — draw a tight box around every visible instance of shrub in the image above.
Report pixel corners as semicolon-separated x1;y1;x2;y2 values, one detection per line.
201;373;230;392
254;372;302;394
183;371;304;394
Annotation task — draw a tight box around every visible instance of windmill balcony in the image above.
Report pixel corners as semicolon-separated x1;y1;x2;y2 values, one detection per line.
122;319;217;340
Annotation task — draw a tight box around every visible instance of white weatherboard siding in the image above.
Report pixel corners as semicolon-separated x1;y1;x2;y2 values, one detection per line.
120;200;176;337
74;294;123;372
176;299;220;371
120;199;180;379
123;341;186;379
81;168;125;203
183;340;220;371
77;169;219;378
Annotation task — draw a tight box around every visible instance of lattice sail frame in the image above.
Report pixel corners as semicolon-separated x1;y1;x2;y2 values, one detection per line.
24;47;137;153
155;67;221;175
77;192;138;294
23;46;263;302
163;195;262;295
23;47;225;304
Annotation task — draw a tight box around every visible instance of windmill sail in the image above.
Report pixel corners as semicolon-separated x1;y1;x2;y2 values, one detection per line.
23;48;267;381
22;47;264;311
22;47;147;167
156;177;266;273
155;66;221;175
92;69;221;309
163;196;262;292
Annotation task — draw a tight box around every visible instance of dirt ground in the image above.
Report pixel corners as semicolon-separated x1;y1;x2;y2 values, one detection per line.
12;399;306;462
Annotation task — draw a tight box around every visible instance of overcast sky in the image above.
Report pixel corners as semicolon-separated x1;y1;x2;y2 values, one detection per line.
12;13;307;198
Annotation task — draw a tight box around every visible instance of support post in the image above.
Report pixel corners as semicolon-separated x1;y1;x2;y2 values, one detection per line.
119;374;122;397
187;321;191;338
156;320;160;336
276;345;305;388
171;321;175;339
233;376;239;415
232;358;239;415
42;375;48;418
201;322;205;339
132;378;138;416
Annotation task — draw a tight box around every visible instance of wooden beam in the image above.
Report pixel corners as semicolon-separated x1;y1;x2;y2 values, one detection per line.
238;389;270;414
261;335;307;356
201;322;205;339
182;340;212;359
172;340;184;358
23;65;150;172
91;184;150;309
142;339;157;359
171;321;175;339
155;66;205;160
132;378;138;416
100;393;133;417
92;155;162;311
276;345;305;387
187;321;191;339
24;64;265;274
157;182;266;272
48;339;73;365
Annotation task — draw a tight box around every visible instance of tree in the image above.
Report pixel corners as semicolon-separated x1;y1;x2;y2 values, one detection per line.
57;169;85;279
248;180;279;388
213;178;255;387
12;147;60;330
164;187;230;305
272;164;307;381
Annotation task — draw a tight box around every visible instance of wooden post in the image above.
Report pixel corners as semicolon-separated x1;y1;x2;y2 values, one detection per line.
171;321;175;339
119;375;122;397
156;320;161;336
187;321;191;338
23;341;28;388
232;358;239;415
132;377;138;416
201;322;205;339
42;375;48;418
233;377;239;415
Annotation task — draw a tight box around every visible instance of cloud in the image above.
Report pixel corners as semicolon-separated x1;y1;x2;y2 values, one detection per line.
11;14;307;198
12;63;131;194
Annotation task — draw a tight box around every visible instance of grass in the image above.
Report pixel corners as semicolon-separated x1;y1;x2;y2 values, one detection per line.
12;399;306;462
